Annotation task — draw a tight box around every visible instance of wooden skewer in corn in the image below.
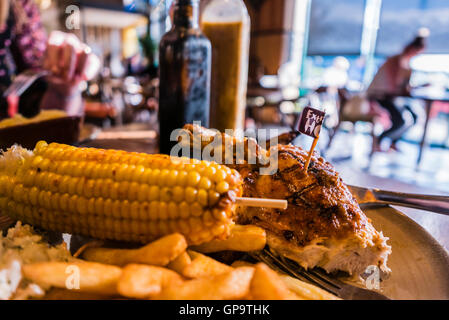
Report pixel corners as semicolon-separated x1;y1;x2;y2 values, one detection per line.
236;197;288;209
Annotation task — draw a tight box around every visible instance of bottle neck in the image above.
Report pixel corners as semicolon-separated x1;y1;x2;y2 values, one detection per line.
173;0;199;29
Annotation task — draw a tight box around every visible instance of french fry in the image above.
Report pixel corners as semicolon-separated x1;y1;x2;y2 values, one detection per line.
117;264;184;299
190;225;266;253
280;275;340;300
248;263;300;300
155;267;255;300
22;261;122;295
81;233;187;267
182;250;233;278
166;251;192;274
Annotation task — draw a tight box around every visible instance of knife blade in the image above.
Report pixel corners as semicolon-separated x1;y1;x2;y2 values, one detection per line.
348;185;449;216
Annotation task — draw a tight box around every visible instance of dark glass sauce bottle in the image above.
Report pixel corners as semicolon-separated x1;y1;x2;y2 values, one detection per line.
158;0;211;155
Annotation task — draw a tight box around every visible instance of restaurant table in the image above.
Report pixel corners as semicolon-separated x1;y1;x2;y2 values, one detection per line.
407;88;449;167
77;123;449;253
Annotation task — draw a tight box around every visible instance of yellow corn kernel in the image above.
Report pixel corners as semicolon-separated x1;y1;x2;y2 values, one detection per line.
94;197;105;216
87;198;96;215
178;219;190;235
176;170;188;187
204;166;216;179
149;201;159;220
213;209;228;222
198;177;211;190
212;167;227;183
187;171;201;187
77;197;88;215
139;168;152;184
139;202;149;220
104;198;113;216
130;201;140;220
160;187;172;202
28;187;39;206
117;181;129;199
203;210;214;227
168;202;178;219
98;179;111;199
67;177;80;195
76;177;86;196
148;185;160;201
158;202;168;220
39;158;51;172
166;170;178;186
208;190;220;206
132;165;145;182
121;200;131;218
59;193;70;212
92;179;103;198
157;169;169;187
51;193;60;211
23;169;37;187
172;186;184;203
190;202;203;217
112;200;121;218
217;181;230;194
179;201;190;219
13;184;24;203
189;217;203;233
68;194;79;212
148;169;160;185
116;164;129;181
34;140;48;152
197;189;208;207
185;187;197;203
137;184;149;202
127;182;139;201
83;161;96;178
153;220;164;236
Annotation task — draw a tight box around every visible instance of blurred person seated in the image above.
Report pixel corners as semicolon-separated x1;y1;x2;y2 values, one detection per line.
0;0;98;120
367;30;429;152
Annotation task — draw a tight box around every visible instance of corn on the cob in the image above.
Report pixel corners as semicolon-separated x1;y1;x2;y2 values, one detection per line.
0;141;242;244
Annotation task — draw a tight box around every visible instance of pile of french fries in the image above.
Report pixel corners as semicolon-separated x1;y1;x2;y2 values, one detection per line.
21;225;339;300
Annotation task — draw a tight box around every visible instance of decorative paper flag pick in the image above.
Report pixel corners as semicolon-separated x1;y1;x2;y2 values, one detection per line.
297;106;326;174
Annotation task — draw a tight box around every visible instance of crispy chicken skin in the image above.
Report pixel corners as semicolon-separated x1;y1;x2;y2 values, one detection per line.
182;124;391;275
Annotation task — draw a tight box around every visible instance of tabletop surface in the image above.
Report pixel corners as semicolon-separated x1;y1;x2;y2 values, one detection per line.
78;123;449;253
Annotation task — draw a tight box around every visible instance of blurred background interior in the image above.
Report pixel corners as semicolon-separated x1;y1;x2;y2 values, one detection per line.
29;0;449;192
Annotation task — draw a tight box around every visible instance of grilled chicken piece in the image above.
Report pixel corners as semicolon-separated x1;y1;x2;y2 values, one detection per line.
181;124;391;276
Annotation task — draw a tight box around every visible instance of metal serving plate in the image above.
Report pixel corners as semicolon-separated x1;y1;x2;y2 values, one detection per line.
360;203;449;300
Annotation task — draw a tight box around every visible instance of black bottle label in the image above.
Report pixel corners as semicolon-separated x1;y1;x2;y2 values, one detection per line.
182;44;210;124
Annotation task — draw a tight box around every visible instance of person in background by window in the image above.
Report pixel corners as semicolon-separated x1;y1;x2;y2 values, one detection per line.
367;30;428;152
0;0;98;119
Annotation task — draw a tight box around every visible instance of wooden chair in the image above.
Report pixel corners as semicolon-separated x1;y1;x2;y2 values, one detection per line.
324;87;376;157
